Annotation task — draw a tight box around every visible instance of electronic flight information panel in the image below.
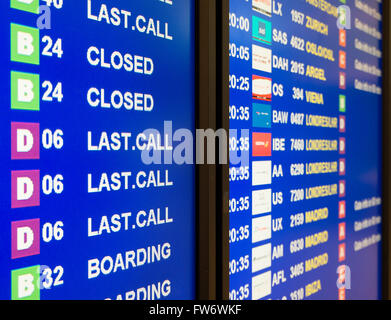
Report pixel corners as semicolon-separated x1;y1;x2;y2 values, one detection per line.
0;0;196;300
229;0;383;300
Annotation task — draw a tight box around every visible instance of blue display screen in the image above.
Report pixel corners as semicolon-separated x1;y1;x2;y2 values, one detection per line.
0;0;196;300
229;0;383;300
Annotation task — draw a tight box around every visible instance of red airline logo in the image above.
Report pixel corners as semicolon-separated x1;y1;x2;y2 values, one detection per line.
339;180;346;198
339;201;346;219
339;243;346;262
252;133;272;157
339;223;346;241
339;29;346;47
339;288;346;300
339;159;346;176
339;51;346;69
338;265;346;283
339;137;346;155
339;116;346;133
339;72;346;89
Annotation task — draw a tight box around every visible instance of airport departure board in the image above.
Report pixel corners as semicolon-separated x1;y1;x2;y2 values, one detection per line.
0;0;196;300
229;0;383;300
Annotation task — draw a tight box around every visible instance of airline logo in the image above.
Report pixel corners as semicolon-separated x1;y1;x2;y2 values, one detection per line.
11;0;40;14
252;215;272;243
252;16;272;45
11;265;40;300
339;201;346;219
252;271;271;300
253;75;272;101
252;161;272;186
11;122;40;160
339;159;346;176
339;288;346;300
11;219;40;259
338;265;346;284
253;132;271;157
339;95;346;113
339;115;346;133
338;243;346;262
338;6;348;29
339;180;346;198
339;137;346;154
339;29;346;47
339;50;346;69
252;243;272;273
253;0;272;17
252;44;272;73
339;72;346;89
11;71;40;111
252;189;272;216
339;222;346;241
11;170;40;208
11;23;40;65
253;103;271;128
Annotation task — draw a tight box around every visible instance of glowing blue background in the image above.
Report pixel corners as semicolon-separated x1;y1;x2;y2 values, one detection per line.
0;0;196;300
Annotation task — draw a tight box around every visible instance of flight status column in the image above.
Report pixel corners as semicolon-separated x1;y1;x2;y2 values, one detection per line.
0;0;196;300
228;0;383;300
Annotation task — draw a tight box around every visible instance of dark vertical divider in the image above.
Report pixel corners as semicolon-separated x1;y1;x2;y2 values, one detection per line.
197;0;217;300
196;0;230;300
216;0;230;301
383;0;391;301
